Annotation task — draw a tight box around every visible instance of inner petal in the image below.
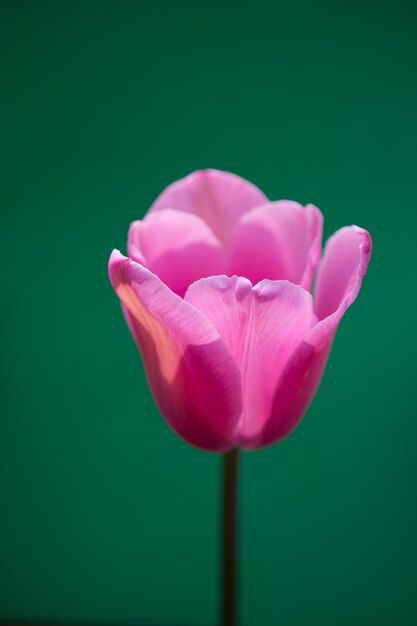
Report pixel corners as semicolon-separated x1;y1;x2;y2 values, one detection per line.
128;209;226;297
229;201;323;290
149;169;268;249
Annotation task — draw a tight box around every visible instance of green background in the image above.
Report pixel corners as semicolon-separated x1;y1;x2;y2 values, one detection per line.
1;1;416;624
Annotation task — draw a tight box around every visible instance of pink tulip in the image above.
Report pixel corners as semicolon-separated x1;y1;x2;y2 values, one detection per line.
109;169;371;452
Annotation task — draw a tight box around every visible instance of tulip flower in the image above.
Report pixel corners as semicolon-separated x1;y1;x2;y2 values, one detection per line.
108;169;371;626
109;169;371;452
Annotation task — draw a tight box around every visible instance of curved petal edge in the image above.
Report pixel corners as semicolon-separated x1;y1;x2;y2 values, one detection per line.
108;250;242;451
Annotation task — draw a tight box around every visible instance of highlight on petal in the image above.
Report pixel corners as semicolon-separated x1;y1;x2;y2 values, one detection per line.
185;275;316;448
229;201;323;289
108;251;242;451
127;209;226;297
149;169;267;247
258;226;372;448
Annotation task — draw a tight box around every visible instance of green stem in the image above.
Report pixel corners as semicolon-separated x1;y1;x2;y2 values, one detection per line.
222;448;240;626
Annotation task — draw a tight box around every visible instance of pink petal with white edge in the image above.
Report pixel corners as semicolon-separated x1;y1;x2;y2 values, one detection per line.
185;276;316;448
258;226;372;448
229;201;323;289
108;251;242;451
149;169;268;248
128;209;226;297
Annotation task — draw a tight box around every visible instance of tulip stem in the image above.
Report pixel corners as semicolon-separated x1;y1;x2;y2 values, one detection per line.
222;448;240;626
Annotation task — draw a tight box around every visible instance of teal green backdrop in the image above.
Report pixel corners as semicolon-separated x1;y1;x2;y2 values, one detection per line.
1;1;416;625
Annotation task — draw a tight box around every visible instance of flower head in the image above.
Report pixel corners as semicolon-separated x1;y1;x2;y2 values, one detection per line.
109;170;371;451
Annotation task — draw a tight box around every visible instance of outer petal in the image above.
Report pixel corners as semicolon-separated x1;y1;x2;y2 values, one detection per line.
313;225;372;322
185;276;316;447
127;209;226;297
149;169;267;247
229;201;323;289
108;251;242;451
258;226;372;448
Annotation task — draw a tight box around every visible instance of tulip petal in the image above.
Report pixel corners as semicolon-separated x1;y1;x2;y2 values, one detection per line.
229;201;323;289
128;209;226;297
185;276;316;447
313;225;373;322
149;169;267;247
109;251;242;451
258;226;372;448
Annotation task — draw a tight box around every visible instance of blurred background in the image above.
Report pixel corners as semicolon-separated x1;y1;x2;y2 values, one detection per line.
0;1;416;625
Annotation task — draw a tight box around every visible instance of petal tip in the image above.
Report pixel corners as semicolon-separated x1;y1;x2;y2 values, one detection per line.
357;227;372;270
108;249;128;289
342;225;372;278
